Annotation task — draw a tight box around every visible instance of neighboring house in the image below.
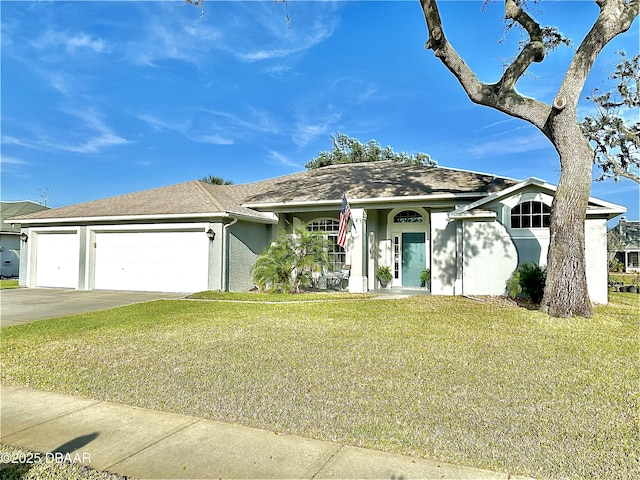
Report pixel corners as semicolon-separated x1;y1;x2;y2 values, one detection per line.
7;162;625;303
608;217;640;272
0;201;50;278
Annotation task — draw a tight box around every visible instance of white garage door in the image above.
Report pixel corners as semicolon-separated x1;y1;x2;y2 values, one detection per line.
35;233;80;288
94;231;208;293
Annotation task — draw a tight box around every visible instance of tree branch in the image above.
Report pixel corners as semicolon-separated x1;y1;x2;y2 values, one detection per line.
557;0;638;112
499;0;546;91
420;0;551;130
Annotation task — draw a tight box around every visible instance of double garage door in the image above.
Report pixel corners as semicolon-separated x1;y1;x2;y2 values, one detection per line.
94;231;208;293
34;230;209;293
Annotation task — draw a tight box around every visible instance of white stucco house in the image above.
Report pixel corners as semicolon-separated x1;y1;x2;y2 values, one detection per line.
7;162;625;303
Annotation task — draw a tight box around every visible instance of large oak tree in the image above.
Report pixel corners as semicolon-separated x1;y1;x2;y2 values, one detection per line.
421;0;638;317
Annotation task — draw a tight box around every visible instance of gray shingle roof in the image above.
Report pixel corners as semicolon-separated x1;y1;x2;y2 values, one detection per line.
9;162;520;223
609;220;640;250
231;162;518;205
1;201;50;232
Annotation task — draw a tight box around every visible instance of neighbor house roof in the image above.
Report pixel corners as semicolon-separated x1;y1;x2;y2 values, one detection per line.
1;201;50;232
609;219;640;250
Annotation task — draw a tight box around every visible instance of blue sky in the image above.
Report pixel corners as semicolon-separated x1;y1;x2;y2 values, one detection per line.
2;1;638;221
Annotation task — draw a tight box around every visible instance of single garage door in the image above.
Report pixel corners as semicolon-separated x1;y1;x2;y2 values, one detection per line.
94;230;208;293
35;232;80;288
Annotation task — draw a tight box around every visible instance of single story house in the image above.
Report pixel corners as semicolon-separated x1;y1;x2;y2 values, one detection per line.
608;217;640;272
0;201;50;278
7;161;625;303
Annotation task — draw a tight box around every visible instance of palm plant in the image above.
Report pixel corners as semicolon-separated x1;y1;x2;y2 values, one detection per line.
252;226;328;293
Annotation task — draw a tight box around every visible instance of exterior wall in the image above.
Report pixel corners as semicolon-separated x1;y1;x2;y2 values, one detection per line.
207;223;224;291
462;219;518;296
19;233;28;286
585;218;608;304
347;208;368;293
227;220;271;292
493;190;609;303
496;188;551;267
0;234;20;278
430;210;457;295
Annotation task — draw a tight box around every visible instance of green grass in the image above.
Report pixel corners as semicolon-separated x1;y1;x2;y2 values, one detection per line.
0;280;20;289
187;290;374;301
608;273;640;286
1;294;638;480
0;444;128;480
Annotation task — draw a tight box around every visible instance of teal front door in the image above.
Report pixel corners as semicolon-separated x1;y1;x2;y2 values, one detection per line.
402;233;426;286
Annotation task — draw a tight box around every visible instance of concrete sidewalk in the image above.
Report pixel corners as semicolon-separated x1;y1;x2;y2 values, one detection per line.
0;385;532;479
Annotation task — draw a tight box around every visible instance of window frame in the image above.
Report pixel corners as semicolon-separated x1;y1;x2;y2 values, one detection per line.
393;210;424;224
510;201;551;229
307;218;346;272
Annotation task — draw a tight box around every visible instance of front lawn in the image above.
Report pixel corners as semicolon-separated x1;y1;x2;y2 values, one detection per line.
1;294;637;480
0;279;20;289
187;290;374;302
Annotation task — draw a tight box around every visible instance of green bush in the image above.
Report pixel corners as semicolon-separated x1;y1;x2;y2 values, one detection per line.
608;258;624;273
252;226;328;293
419;269;431;289
507;263;546;303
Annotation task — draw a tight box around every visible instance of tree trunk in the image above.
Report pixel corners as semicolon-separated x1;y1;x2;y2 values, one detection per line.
540;120;594;318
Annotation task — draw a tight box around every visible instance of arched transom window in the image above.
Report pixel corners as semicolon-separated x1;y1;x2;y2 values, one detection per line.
393;210;423;223
511;201;551;228
307;219;346;272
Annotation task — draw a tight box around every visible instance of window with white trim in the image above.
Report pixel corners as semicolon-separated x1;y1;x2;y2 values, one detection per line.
511;201;551;228
307;219;346;272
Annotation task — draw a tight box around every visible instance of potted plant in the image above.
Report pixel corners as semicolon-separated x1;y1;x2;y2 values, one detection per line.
419;269;431;290
376;266;393;288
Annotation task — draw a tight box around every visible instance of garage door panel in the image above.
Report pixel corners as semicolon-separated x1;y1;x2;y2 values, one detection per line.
94;231;208;293
35;233;80;288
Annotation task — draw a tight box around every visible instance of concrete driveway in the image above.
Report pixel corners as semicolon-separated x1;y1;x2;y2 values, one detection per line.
0;288;185;328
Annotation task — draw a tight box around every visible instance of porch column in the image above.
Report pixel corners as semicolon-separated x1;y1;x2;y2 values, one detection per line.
348;208;368;293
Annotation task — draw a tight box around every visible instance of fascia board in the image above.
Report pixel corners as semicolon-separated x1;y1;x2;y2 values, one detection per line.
9;211;278;226
243;192;486;210
449;179;538;217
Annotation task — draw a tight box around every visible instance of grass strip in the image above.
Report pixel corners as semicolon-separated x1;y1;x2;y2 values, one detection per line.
1;294;638;480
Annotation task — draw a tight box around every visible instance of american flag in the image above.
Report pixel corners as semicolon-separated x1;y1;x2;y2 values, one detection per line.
337;194;351;248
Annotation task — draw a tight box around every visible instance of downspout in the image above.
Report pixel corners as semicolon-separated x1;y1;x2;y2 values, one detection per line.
221;217;239;292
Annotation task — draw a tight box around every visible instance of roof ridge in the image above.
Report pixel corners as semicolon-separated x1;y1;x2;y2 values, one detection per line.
193;180;226;212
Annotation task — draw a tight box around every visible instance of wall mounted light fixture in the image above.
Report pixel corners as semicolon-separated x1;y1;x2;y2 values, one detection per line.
20;232;29;242
206;228;215;241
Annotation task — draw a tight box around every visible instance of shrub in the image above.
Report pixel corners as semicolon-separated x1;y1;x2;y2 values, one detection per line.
507;263;547;304
376;266;393;282
252;226;328;293
420;269;431;289
608;258;624;273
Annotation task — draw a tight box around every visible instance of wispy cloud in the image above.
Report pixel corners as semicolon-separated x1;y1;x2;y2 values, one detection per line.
293;112;342;147
62;109;129;153
3;109;129;154
33;30;107;54
0;155;29;166
474;118;518;133
268;150;300;168
132;2;339;66
468;132;550;158
137;113;234;145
